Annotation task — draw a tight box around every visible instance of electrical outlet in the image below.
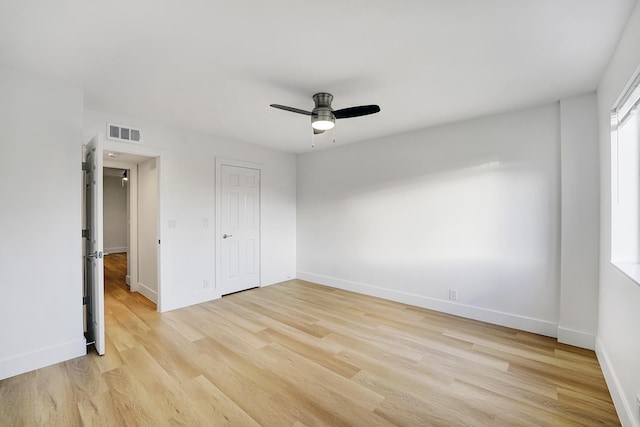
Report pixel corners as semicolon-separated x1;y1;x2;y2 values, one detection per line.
203;218;209;228
449;289;458;301
203;280;209;289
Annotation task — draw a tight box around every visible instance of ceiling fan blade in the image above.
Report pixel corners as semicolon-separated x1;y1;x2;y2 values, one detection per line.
313;128;325;135
334;105;380;119
270;104;313;116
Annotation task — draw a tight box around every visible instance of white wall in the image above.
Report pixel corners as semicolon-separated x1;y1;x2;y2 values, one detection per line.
103;174;128;253
558;93;600;349
298;103;563;336
0;65;86;379
83;109;297;312
596;1;640;425
137;157;159;303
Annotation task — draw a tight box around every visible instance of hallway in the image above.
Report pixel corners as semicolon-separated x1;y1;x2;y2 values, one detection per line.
104;253;155;310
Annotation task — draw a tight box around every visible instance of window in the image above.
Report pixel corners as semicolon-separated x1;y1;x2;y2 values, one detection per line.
611;70;640;284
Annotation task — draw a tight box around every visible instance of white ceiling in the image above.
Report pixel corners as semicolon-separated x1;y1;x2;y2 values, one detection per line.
0;0;636;153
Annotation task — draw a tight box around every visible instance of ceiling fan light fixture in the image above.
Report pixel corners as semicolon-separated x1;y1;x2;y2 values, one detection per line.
311;119;335;131
311;110;335;130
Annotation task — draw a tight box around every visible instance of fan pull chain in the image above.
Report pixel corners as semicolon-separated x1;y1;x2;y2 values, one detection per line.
311;129;315;148
332;126;335;144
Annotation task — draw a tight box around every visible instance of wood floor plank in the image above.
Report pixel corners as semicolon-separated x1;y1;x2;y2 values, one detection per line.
61;355;110;401
28;364;84;426
195;349;307;426
130;320;203;384
254;344;393;426
0;372;34;427
256;327;362;379
262;342;386;411
103;311;139;353
228;299;347;354
159;309;208;342
117;346;192;421
450;378;582;427
0;254;620;426
93;334;124;374
170;374;260;427
77;391;127;427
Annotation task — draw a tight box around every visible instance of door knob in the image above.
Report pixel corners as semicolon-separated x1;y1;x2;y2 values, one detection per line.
223;234;233;239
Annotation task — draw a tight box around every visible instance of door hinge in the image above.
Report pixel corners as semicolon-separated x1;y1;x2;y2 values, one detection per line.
83;296;88;305
82;161;90;171
82;229;89;238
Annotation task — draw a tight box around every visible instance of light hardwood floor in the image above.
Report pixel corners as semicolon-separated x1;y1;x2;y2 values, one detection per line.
0;253;619;426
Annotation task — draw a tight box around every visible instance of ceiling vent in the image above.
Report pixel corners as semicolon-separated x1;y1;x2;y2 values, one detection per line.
107;123;141;143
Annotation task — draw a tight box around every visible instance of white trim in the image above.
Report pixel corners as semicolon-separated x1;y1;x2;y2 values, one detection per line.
104;246;127;254
297;271;558;338
137;282;158;304
261;272;296;287
596;337;638;427
215;157;262;294
0;338;86;381
215;157;264;168
611;66;640;127
103;138;163;158
161;289;220;312
154;156;163;311
129;165;138;292
557;326;595;350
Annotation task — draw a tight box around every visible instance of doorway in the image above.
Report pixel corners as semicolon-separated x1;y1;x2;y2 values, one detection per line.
103;155;159;305
82;133;161;356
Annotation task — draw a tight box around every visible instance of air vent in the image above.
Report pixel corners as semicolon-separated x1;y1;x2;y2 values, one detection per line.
107;123;141;143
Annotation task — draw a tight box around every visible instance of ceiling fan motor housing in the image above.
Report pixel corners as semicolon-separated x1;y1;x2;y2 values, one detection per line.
313;92;333;108
311;92;335;130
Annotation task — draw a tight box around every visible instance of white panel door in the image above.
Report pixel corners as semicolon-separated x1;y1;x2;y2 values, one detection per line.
85;135;105;355
219;165;260;295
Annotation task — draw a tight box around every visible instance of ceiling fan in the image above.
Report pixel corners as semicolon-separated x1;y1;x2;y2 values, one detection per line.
270;92;380;135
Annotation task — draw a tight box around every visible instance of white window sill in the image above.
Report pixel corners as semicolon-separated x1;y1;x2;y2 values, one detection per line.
611;260;640;286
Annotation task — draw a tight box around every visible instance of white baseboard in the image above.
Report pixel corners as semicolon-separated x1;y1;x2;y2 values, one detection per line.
595;337;638;427
261;273;296;287
0;338;87;380
557;326;596;350
296;271;558;338
137;282;158;304
125;275;131;286
160;288;220;313
104;246;127;254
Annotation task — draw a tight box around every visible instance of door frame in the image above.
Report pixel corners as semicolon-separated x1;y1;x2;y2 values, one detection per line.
101;137;164;310
215;157;262;293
